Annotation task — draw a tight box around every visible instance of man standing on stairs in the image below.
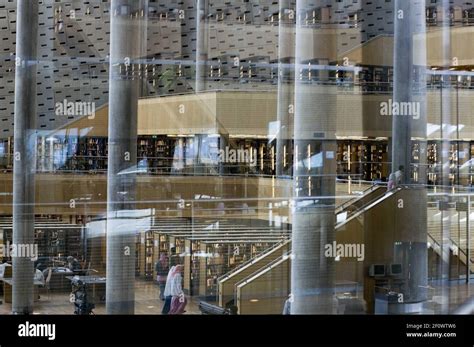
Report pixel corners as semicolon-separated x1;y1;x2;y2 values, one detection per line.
394;165;404;186
388;165;404;191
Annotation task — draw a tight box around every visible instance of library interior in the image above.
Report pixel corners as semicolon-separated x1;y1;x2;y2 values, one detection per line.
0;0;474;316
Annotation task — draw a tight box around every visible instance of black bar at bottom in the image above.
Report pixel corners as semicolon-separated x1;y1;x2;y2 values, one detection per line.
0;315;472;346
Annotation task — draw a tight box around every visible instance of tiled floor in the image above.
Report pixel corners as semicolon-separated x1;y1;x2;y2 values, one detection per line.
0;279;202;315
423;281;474;313
0;280;472;315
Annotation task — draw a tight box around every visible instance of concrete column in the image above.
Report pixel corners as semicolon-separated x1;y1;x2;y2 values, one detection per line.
391;0;428;312
12;0;39;315
291;0;337;314
392;0;427;183
437;0;452;313
196;0;230;176
106;0;148;314
195;0;208;92
276;0;295;178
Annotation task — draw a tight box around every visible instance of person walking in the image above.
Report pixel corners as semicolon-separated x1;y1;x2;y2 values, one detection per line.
155;253;169;301
394;165;404;186
387;172;396;191
161;265;176;315
388;165;404;191
169;265;186;315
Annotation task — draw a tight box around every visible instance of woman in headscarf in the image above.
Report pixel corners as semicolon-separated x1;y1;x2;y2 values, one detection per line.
169;265;186;314
161;265;176;314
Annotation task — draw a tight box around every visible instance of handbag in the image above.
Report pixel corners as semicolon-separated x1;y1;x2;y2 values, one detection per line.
169;295;187;314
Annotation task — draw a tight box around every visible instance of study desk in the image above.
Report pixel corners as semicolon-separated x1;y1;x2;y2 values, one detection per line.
1;278;44;303
46;269;90;292
66;276;106;304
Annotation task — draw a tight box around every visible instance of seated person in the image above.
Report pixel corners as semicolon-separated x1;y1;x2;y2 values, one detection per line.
66;256;81;271
34;257;51;272
33;265;45;300
34;265;45;285
0;261;11;279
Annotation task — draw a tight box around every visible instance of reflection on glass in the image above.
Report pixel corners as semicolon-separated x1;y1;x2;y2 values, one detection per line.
0;0;472;316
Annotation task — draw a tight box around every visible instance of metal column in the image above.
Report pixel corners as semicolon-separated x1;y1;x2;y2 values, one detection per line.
276;0;295;178
291;0;337;314
12;0;39;315
195;0;209;93
106;0;148;314
438;0;452;313
391;0;428;313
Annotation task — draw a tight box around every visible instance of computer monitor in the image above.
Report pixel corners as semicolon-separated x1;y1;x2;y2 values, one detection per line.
388;263;402;276
369;264;385;277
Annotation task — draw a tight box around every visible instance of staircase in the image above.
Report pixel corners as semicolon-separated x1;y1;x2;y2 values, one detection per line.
427;227;474;280
235;249;291;314
231;186;399;314
221;186;474;314
335;184;385;218
216;183;389;312
217;239;291;307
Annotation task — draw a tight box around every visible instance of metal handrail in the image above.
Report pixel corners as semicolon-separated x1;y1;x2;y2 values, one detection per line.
336;187;403;229
454;241;474;266
335;184;383;214
217;238;291;284
452;297;474;314
427;232;443;254
235;248;292;289
428;233;474;267
219;186;406;284
218;186;387;285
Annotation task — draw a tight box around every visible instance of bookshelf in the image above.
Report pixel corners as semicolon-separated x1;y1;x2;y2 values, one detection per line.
6;134;474;184
144;231;154;280
2;224;83;263
154;137;174;173
6;134;281;176
202;241;275;297
337;141;364;180
411;141;421;183
449;143;458;185
174;237;185;258
183;239;192;294
190;240;202;296
158;234;169;258
427;142;438;185
134;231;157;279
368;143;388;181
135;233;143;277
205;243;225;297
352;141;389;181
65;227;82;259
138;136;175;174
151;232;160;279
458;142;470;186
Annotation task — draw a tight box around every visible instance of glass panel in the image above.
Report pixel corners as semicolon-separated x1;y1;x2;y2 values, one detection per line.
0;0;472;319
